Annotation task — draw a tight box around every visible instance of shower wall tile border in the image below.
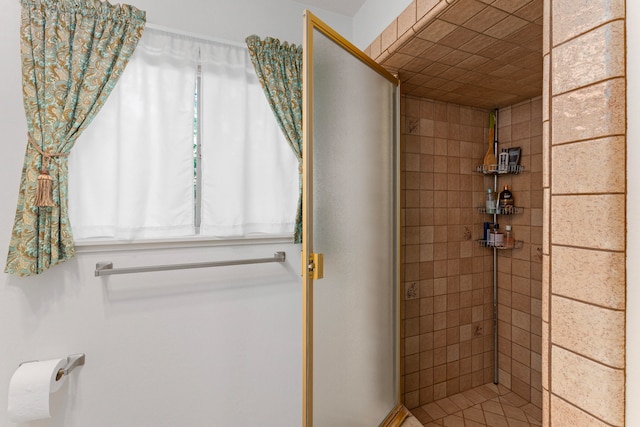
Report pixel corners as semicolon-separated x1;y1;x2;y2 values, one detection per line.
551;346;624;426
551;246;625;310
551;78;626;144
551;21;625;95
550;394;611;427
550;194;625;251
545;0;627;425
551;296;625;368
551;136;625;194
550;0;625;46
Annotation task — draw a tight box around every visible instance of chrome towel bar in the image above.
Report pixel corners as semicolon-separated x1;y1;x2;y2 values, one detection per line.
95;251;286;277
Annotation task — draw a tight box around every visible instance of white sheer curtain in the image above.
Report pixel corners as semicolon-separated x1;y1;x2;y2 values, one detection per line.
68;27;297;241
199;41;298;237
69;28;197;240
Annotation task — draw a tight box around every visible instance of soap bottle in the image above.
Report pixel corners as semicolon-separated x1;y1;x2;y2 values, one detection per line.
504;225;514;248
486;188;496;213
498;148;509;173
499;185;514;213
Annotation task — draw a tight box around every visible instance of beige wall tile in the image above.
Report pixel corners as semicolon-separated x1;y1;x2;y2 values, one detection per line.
514;0;542;22
531;97;542;119
391;31;417;60
464;6;509;33
551;296;625;368
542;388;550;427
551;194;625;251
531;208;543;227
512;121;531;140
370;35;382;60
552;21;625;94
416;19;458;43
542;255;549;322
542;0;550;56
492;0;531;13
398;2;418;38
550;395;611;427
499;368;512;388
381;19;399;53
512;309;531;332
552;78;626;145
417;0;442;21
439;0;487;25
552;0;625;46
542;189;550;253
552;246;625;310
513;359;531;384
399;37;435;57
552;137;625;194
551;346;624;426
542;54;550;121
541;320;549;390
383;52;415;70
512;342;531;367
486;15;529;39
401;94;541;406
401;94;493;405
542;120;549;188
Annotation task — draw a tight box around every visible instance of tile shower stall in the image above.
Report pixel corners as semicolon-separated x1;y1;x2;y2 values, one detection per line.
399;97;543;412
367;0;628;424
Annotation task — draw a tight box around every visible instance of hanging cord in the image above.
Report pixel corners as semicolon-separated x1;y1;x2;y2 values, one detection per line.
27;135;70;207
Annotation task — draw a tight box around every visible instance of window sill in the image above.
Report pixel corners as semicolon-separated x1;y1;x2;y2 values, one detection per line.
74;235;296;254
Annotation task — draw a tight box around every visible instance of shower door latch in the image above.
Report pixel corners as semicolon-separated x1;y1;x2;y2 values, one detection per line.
308;253;324;280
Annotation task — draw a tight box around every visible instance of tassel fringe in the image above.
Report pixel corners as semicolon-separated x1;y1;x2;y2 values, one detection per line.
27;134;69;207
34;171;55;207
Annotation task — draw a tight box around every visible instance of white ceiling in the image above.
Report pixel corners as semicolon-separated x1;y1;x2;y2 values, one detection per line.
292;0;367;17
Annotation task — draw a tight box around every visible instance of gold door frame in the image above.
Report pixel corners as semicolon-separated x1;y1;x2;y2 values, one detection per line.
301;11;407;427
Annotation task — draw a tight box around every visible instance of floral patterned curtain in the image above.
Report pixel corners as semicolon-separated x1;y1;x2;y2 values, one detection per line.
245;35;303;243
5;0;145;276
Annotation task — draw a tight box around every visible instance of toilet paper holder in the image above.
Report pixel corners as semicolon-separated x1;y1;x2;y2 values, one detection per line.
19;354;86;382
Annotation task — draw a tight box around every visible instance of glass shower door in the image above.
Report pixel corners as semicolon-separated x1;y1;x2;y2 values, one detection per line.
301;12;403;427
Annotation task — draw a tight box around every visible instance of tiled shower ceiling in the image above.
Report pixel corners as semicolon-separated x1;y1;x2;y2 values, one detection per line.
380;0;543;109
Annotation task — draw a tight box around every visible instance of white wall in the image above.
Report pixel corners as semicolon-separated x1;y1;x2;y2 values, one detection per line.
135;0;352;45
627;1;640;425
0;0;346;426
0;0;405;425
353;0;412;48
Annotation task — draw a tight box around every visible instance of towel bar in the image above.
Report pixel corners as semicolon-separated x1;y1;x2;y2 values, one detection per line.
95;251;286;277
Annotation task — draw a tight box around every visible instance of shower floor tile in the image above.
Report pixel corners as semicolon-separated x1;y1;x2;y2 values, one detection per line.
402;383;542;427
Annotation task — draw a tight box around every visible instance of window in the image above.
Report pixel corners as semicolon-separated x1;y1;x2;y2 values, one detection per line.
68;27;298;242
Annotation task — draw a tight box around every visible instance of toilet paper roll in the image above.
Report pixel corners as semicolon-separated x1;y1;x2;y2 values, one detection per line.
8;358;67;423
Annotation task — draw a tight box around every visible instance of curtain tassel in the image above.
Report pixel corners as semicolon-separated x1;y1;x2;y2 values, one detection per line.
27;135;69;207
34;168;55;207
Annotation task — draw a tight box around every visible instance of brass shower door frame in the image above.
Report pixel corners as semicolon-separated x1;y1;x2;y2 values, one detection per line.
301;11;407;427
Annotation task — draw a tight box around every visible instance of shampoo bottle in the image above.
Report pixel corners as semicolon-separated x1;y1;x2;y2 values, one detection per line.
504;225;514;248
499;185;514;212
486;188;496;213
498;148;509;173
